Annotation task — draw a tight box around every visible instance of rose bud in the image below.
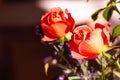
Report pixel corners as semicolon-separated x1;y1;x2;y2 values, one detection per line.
69;23;111;60
41;7;75;42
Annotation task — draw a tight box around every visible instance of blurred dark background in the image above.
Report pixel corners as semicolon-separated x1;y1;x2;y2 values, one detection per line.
0;0;61;80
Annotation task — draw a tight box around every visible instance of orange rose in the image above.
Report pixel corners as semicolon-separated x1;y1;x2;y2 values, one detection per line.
69;23;111;60
41;7;75;42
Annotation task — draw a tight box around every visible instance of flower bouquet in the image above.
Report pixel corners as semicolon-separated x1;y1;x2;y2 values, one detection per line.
36;0;120;79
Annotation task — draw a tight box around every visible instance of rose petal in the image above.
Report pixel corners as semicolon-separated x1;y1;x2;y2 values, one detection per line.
65;9;75;31
79;29;104;56
41;13;50;24
71;50;86;60
79;41;100;56
83;55;98;59
103;23;111;44
95;23;105;29
51;21;69;37
95;23;110;44
41;35;57;42
72;25;92;45
101;30;108;44
71;50;98;60
41;23;58;37
73;25;92;34
69;25;92;55
69;39;79;54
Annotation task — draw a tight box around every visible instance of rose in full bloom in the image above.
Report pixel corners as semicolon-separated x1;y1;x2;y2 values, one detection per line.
41;7;75;42
69;23;111;60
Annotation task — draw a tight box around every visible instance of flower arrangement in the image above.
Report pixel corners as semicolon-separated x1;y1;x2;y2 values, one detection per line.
36;0;120;80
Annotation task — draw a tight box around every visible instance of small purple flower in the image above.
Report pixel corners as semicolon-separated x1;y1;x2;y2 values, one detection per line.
56;75;66;80
51;59;57;65
58;44;63;50
79;73;85;80
43;56;52;63
90;66;95;73
64;42;71;55
35;25;44;39
54;51;58;55
92;72;99;79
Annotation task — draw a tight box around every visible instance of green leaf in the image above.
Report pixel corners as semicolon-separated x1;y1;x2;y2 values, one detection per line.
91;9;104;20
116;59;120;69
111;25;120;41
44;63;49;75
103;6;114;21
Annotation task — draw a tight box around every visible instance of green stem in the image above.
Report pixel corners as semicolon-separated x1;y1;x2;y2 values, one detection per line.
60;37;71;67
60;37;65;46
52;44;59;52
51;39;71;68
103;54;120;74
101;53;105;80
114;6;120;15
